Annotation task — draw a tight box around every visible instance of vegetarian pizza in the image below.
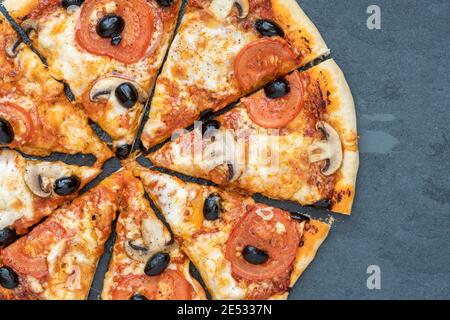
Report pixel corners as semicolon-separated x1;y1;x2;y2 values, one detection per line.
132;164;330;300
0;0;359;300
4;0;182;157
148;59;359;214
0;13;113;165
141;0;330;148
102;170;206;300
0;171;123;300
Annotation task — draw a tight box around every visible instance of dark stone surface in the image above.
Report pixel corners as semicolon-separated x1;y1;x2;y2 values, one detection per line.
290;0;450;299
2;0;449;300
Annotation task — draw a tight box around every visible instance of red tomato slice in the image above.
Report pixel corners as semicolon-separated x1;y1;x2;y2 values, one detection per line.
1;221;66;279
225;205;300;281
76;0;156;64
111;270;194;300
241;71;304;129
234;37;298;92
0;101;36;145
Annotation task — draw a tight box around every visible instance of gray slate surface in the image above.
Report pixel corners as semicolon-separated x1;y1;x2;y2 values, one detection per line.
291;0;450;299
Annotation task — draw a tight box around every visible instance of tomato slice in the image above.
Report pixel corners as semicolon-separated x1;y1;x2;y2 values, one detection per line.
111;270;194;300
76;0;156;64
242;71;304;129
234;37;298;92
225;205;300;281
0;101;36;145
1;221;66;279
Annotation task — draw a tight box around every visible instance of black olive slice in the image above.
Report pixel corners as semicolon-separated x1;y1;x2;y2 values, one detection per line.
53;176;81;196
0;266;19;289
203;193;222;221
156;0;174;7
0;118;14;145
255;19;285;37
96;15;125;39
242;246;269;265
264;78;290;99
0;228;17;249
61;0;85;9
130;294;148;300
115;83;139;109
144;252;170;276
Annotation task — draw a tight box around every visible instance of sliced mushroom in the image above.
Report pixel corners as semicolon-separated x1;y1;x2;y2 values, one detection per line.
125;218;171;263
5;20;39;58
23;163;70;198
309;121;343;176
209;0;249;20
202;129;244;183
89;77;148;107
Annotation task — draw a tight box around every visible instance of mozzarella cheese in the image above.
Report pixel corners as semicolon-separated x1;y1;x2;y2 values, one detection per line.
0;151;33;230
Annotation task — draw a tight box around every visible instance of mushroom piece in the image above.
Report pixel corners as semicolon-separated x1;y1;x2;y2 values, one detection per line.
5;20;39;58
125;218;172;263
89;77;148;107
309;121;343;176
209;0;249;20
23;163;70;198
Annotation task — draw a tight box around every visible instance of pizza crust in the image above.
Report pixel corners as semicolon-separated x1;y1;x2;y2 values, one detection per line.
271;0;330;63
307;59;359;214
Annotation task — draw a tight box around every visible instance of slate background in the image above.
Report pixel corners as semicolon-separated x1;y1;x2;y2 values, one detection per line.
2;0;449;300
288;0;450;299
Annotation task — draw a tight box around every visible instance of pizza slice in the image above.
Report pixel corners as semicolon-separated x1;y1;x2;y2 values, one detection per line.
0;170;124;300
131;165;330;300
102;170;206;300
141;0;330;148
3;0;182;158
148;59;359;214
0;149;101;247
0;13;113;165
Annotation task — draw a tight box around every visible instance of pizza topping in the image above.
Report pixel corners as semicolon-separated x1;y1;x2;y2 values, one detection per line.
76;0;157;64
53;176;81;196
242;71;304;129
61;0;85;10
309;122;343;176
234;38;298;92
1;221;67;279
209;0;249;19
115;83;139;109
0;266;19;289
225;205;300;281
264;78;290;99
89;77;148;109
202;120;221;136
255;19;285;38
0;119;14;145
203;193;222;221
111;271;193;300
24;164;81;198
130;294;148;300
242;245;269;265
96;14;125;46
144;252;171;276
125;218;171;263
156;0;175;7
0;227;18;249
0;101;36;146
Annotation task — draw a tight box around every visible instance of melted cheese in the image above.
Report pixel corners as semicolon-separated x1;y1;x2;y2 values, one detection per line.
0;151;33;230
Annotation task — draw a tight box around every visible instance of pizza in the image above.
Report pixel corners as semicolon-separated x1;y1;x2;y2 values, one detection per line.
0;171;123;300
0;0;359;300
102;170;206;300
131;164;330;300
0;149;100;241
0;14;113;165
4;0;182;158
148;59;359;214
141;0;330;148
